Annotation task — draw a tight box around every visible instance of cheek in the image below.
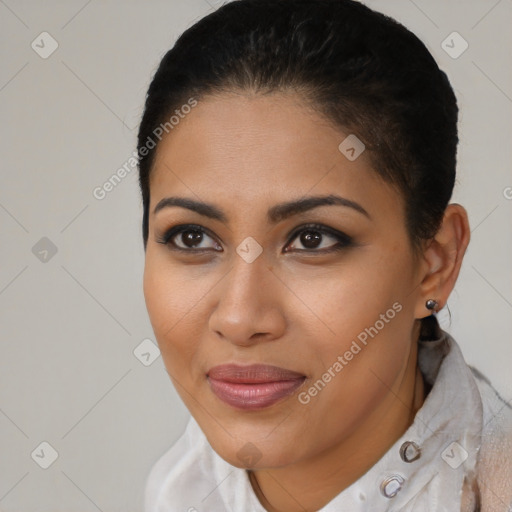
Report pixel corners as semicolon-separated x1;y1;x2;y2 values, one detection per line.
295;306;411;450
142;252;208;370
143;248;209;328
291;249;413;404
304;281;410;392
296;250;411;337
303;346;407;448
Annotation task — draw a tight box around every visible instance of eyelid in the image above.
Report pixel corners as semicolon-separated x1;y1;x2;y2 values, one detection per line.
284;223;353;253
157;223;223;251
157;222;352;253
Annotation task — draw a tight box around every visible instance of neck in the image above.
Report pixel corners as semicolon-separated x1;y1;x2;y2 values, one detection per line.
249;332;426;512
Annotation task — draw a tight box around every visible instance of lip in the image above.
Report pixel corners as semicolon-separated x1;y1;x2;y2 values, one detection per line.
207;364;306;410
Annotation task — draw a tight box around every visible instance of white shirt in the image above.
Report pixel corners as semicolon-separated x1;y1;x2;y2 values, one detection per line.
144;317;512;511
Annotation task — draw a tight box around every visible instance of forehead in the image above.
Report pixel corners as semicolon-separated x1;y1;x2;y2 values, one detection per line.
148;92;402;222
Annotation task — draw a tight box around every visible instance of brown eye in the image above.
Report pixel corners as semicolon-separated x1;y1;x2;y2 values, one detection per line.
299;230;323;249
178;229;206;248
158;224;223;252
284;224;353;253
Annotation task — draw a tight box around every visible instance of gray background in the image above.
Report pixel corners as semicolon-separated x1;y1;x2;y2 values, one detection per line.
0;0;511;510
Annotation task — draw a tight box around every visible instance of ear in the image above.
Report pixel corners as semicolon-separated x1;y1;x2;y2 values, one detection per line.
414;203;471;319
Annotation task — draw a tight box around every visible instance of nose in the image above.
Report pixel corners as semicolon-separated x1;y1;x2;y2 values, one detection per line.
208;250;286;347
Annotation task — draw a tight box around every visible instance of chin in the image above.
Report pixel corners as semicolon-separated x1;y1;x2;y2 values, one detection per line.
204;424;303;470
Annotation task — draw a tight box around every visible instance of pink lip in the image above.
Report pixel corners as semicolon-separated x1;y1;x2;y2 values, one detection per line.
207;364;306;410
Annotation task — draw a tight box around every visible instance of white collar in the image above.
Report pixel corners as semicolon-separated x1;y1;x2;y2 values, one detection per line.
313;317;484;511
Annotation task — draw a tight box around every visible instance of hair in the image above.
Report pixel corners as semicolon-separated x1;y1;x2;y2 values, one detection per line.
137;0;458;253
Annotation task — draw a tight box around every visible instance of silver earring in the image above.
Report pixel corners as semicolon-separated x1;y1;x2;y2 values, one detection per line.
425;299;438;312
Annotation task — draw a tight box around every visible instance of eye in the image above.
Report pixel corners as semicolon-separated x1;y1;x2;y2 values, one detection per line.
157;224;223;252
157;223;352;254
284;223;353;253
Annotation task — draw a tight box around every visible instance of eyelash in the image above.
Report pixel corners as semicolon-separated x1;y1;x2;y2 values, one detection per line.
156;223;353;254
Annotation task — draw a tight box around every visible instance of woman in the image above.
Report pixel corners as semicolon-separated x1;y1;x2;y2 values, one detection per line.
138;0;512;510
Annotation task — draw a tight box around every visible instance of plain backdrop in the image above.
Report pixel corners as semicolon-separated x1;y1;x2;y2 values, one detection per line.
0;0;511;510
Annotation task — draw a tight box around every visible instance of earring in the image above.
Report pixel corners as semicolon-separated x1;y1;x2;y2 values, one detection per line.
425;299;438;312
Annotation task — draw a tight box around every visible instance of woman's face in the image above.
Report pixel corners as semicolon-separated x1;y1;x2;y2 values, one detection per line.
143;92;425;469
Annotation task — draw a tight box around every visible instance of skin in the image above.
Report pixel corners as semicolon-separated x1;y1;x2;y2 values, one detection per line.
143;91;470;512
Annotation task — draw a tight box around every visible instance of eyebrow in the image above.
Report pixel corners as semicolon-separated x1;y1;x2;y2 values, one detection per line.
153;194;370;223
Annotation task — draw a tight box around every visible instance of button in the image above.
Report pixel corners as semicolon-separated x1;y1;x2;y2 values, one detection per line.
380;475;405;498
399;441;421;462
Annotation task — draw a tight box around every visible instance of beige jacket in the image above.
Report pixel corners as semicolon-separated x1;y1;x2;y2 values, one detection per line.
416;316;512;512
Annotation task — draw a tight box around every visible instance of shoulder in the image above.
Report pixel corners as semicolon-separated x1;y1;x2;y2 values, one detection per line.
143;417;257;512
470;367;512;512
143;417;209;511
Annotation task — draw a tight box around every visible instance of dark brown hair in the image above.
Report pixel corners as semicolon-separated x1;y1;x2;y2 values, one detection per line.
137;0;458;252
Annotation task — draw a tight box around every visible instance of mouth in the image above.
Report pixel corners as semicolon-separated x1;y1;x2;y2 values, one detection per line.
207;364;306;410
